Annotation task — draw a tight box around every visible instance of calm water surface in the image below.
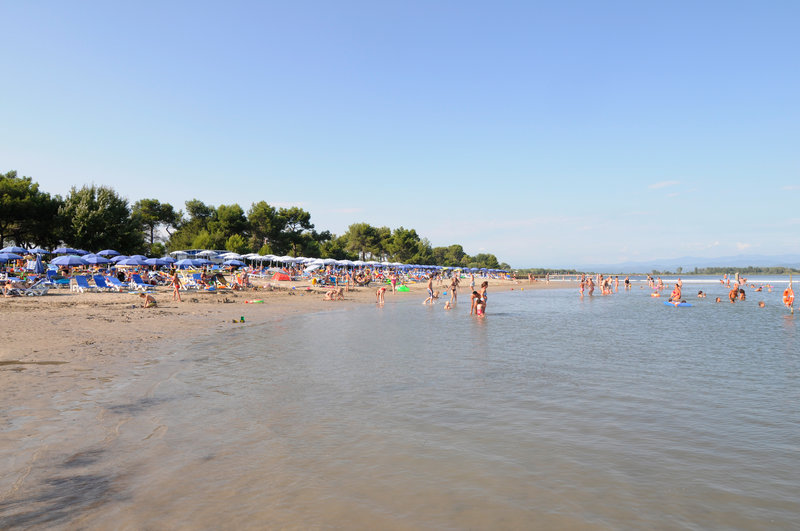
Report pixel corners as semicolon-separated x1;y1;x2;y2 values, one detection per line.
3;281;799;529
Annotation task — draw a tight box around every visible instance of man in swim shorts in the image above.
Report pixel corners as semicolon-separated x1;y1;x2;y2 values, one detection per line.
423;275;435;305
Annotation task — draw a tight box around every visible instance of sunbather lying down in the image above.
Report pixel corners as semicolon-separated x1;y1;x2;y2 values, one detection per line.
323;287;345;301
139;293;157;308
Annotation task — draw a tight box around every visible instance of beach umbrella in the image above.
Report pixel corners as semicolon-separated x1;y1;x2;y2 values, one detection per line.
74;249;89;255
220;252;243;260
33;254;46;274
110;255;130;262
162;256;176;263
28;247;49;254
223;259;246;267
129;254;148;261
145;258;170;266
116;257;148;266
196;250;217;257
51;255;87;266
52;247;78;254
84;255;112;265
0;252;25;262
97;249;120;256
1;246;27;254
175;258;200;268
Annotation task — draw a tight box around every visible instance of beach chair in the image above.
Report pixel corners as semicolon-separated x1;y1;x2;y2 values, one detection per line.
130;274;150;291
93;274;118;292
178;272;199;290
106;276;128;291
46;269;71;289
18;279;50;297
71;275;98;293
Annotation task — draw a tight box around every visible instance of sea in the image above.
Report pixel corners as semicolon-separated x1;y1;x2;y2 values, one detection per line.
2;276;799;529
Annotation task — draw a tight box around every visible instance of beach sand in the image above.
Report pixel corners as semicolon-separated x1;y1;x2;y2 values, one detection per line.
1;276;571;364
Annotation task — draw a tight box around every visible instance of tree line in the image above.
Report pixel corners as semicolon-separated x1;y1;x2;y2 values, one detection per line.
1;170;509;269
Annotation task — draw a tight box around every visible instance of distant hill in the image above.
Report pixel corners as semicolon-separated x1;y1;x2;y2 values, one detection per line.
580;254;800;273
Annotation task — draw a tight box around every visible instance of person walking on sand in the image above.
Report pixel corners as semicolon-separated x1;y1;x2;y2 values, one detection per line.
171;269;181;302
449;274;460;305
423;275;435;305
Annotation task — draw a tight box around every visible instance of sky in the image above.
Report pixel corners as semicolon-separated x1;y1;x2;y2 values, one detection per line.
2;1;798;268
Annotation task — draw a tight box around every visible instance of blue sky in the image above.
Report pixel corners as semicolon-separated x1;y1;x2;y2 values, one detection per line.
2;1;798;268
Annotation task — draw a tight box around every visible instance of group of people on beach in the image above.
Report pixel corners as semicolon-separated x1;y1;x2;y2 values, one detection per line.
416;273;489;316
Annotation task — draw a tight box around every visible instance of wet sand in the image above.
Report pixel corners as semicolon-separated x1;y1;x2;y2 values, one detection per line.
1;277;569;364
1;276;573;527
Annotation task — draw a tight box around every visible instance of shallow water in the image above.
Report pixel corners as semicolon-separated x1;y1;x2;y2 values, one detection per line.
2;281;799;529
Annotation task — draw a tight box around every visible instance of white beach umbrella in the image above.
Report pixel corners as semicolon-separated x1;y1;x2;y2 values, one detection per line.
196;250;218;257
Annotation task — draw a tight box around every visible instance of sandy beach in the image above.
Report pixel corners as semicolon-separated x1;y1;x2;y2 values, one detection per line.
1;276;570;364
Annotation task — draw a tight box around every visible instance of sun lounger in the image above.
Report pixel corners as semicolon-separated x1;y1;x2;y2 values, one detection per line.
130;274;151;291
20;279;50;296
71;275;98;293
93;275;118;292
46;269;70;288
106;276;128;290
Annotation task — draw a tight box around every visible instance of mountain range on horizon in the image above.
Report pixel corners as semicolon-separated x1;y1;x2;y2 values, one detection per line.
565;253;800;273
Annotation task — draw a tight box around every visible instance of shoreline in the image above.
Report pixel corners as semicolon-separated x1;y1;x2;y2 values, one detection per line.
2;277;575;363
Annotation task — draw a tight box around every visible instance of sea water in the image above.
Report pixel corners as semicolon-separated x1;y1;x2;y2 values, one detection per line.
2;281;799;529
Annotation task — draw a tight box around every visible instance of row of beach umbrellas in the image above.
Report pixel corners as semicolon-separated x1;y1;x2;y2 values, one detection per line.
2;246;508;273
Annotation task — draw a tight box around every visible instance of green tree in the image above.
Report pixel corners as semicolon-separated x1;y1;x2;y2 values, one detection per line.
320;234;354;260
279;206;314;256
59;185;144;254
225;233;250;254
167;199;214;251
210;204;248;242
132;198;179;246
247;201;283;253
386;227;422;263
343;222;379;260
443;244;467;267
0;170;63;249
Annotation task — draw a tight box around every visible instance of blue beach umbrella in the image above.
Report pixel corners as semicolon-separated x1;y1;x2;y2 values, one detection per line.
52;247;78;254
29;247;49;254
110;255;130;262
0;246;27;254
97;249;121;256
51;255;88;266
145;258;170;266
116;257;148;266
128;254;148;261
162;256;176;263
74;249;89;255
0;252;25;262
175;258;200;268
223;259;246;267
33;254;46;274
84;255;112;265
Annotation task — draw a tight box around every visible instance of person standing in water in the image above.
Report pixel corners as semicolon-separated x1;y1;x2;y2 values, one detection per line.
479;281;489;314
449;273;460;305
423;275;435;305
